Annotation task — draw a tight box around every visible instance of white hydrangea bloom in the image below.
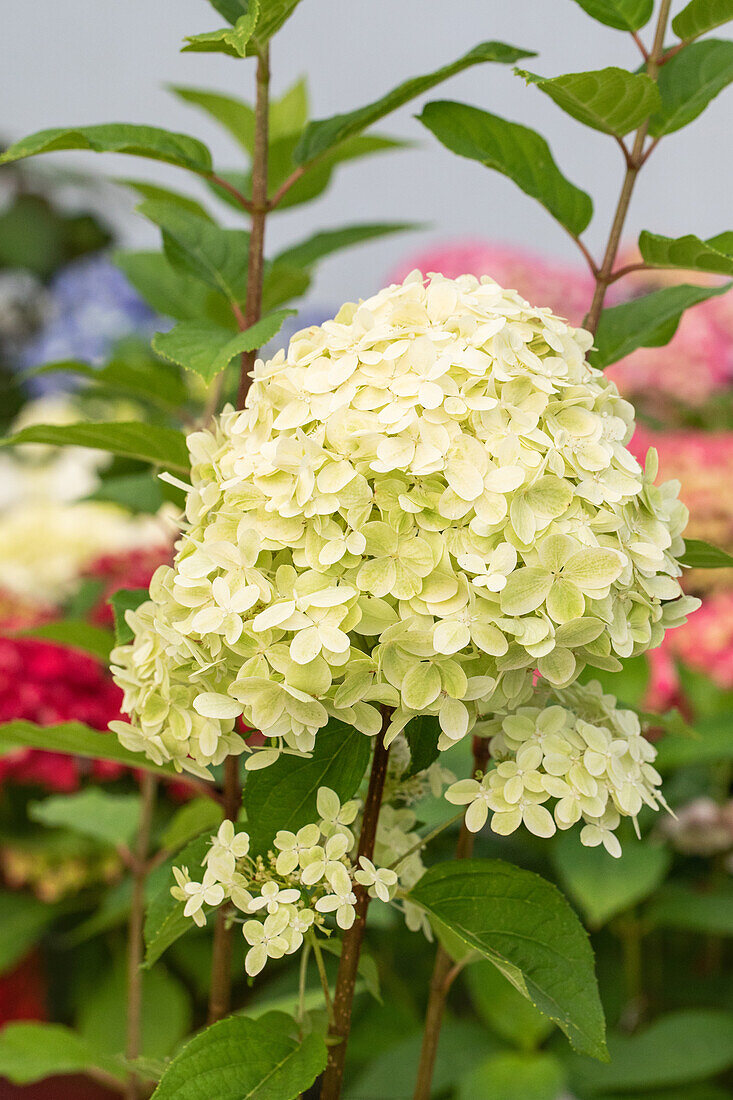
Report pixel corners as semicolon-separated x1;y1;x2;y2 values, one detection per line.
111;272;696;776
446;680;667;855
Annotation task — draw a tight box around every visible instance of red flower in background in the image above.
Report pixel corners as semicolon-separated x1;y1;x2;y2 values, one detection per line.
0;544;171;792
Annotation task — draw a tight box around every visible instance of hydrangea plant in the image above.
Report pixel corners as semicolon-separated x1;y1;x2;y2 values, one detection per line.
0;3;732;1100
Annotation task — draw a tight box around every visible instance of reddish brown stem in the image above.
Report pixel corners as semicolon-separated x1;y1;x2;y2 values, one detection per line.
268;164;306;209
236;46;270;409
207;755;241;1024
412;736;489;1100
319;711;392;1100
206;171;254;214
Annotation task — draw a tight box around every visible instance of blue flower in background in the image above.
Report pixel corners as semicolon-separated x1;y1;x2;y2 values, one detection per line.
18;253;157;392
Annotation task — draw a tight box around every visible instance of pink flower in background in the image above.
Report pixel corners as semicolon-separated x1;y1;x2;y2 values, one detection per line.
389;241;593;324
391;240;733;408
605;249;733;407
630;427;733;593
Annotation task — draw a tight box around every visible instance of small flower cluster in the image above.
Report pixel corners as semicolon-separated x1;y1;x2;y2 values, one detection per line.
111;272;696;778
446;681;665;857
172;787;408;977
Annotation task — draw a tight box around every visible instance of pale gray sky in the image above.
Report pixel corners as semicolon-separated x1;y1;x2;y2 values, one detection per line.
1;1;728;308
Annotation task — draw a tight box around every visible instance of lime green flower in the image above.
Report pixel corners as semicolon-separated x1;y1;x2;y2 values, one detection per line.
111;272;695;779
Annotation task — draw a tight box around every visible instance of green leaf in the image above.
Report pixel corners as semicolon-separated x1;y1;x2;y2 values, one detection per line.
639;230;733;276
552;831;670;928
152;311;294;383
294;41;535;165
169;86;255;152
590;282;732;367
569;0;654;30
28;351;189;412
519;68;661;136
0;891;58;974
673;0;733;42
206;0;248;23
646;882;733;935
184;1;259;57
566;1010;733;1094
348;1020;504;1100
0;720;179;778
419;101;592;236
1;421;190;472
408;859;607;1059
250;0;303;45
243;719;371;854
78;954;192;1062
458;1052;566;1100
138;200;250;305
262;261;310;310
464;960;556;1051
270;133;405;211
162;798;223;852
650;39;733;136
85;472;168;514
275;221;418;269
114;251;233;326
0;123;212;173
404;713;442;778
144;834;211;967
579;653;650;708
170;78;307;155
654;713;733;770
16;620;114;662
109;587;150;645
116;178;213;220
151;1012;327;1100
29;788;142;848
680;537;733;567
0;1023;123;1085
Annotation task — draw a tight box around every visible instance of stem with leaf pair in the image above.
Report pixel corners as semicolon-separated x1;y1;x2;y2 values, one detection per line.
319;709;393;1100
412;736;489;1100
584;0;673;334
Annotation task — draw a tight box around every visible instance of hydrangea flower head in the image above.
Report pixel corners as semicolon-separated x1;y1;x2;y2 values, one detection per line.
111;271;697;777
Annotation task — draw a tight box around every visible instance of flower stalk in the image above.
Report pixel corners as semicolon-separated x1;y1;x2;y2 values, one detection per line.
319;710;392;1100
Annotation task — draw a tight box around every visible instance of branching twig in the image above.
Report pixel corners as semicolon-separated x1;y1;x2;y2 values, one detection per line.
205;171;254;214
319;709;392;1100
268;164;306;210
